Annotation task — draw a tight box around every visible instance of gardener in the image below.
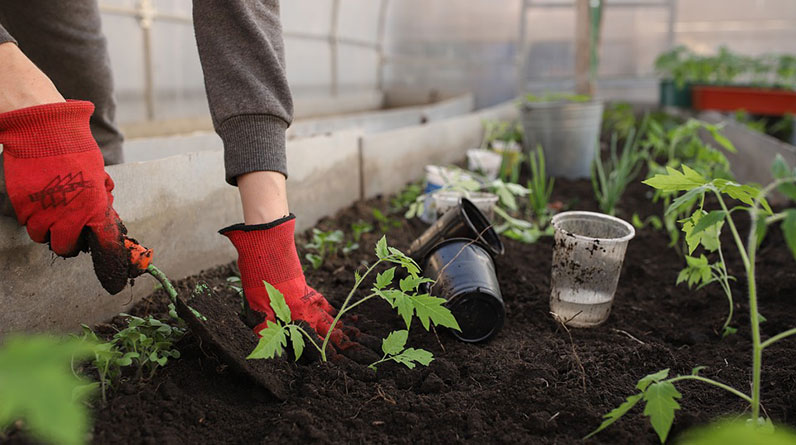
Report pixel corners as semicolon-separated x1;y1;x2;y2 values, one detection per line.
0;1;348;346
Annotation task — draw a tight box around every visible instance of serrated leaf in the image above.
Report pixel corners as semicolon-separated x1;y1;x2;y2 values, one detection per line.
286;325;305;361
643;381;682;443
410;294;461;331
707;126;736;153
644;165;708;192
667;186;708;216
584;393;643;439
382;330;408;356
264;282;291;323
393;292;415;329
392;348;434;369
783;209;796;262
399;275;433;293
247;322;287;359
375;267;396;290
636;368;670;392
375;236;389;259
691;210;727;235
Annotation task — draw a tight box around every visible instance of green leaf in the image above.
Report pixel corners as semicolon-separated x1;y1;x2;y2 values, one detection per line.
392;348;434;369
707;126;737;153
264;282;291;323
782;209;796;262
643;381;682;443
305;253;323;270
691;210;727;235
691;366;707;376
0;335;97;445
722;326;738;338
636;368;670;392
584;393;643;439
644;165;708;192
375;267;396;290
772;156;796;201
680;419;796;445
393;292;415;329
410;294;461;331
247;322;287;360
382;330;408;356
667;185;708;216
375;235;389;259
286;325;305;361
399;275;433;293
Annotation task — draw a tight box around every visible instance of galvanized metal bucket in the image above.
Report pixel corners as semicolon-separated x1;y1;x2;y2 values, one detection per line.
520;100;604;179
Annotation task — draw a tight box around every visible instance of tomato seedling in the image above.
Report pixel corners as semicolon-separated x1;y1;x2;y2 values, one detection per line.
248;236;460;364
588;158;796;442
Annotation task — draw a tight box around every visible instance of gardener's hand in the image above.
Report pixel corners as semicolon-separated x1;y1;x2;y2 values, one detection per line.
0;100;140;294
221;215;357;349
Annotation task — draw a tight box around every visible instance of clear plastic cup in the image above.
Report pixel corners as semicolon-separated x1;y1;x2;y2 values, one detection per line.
549;211;635;328
467;149;503;180
433;191;498;220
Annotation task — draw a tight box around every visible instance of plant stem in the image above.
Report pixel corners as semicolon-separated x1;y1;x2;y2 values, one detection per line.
667;375;752;404
320;259;384;361
760;327;796;349
714;192;750;270
146;265;177;305
716;247;734;334
343;293;378;313
747;206;762;420
293;325;325;355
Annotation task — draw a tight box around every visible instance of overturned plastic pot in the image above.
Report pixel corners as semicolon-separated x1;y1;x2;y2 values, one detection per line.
408;197;504;262
549;211;635;328
422;238;505;343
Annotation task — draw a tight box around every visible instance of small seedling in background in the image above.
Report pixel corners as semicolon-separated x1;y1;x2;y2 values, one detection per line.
527;144;555;227
342;240;359;255
304;228;344;269
249;236;460;364
390;182;423;212
112;314;184;381
351;220;374;242
372;208;401;233
592;120;648;216
631;213;663;231
75;325;136;404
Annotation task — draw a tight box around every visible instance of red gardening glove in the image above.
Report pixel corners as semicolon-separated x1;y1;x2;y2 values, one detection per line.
220;215;354;349
0;100;138;294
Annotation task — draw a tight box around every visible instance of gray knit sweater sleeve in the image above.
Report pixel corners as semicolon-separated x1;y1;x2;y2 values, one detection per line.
192;0;294;185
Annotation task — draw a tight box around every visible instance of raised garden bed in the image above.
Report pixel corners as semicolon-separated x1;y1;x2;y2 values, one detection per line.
692;85;796;116
6;172;793;444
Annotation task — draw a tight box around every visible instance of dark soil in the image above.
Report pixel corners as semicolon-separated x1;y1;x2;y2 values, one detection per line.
17;178;796;444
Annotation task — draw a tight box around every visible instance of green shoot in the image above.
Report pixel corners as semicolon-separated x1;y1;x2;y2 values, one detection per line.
390;182;423;212
249;236;460;364
590;157;796;442
527;144;555;227
351;220;374;242
368;330;434;370
304;228;344;269
372;208;401;233
1;335;97;445
592;122;648;216
112;314;184;381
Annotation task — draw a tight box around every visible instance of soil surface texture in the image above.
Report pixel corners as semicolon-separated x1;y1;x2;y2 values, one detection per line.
13;178;796;444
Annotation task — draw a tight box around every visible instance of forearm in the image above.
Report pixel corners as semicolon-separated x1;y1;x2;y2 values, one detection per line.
0;42;64;114
192;0;294;185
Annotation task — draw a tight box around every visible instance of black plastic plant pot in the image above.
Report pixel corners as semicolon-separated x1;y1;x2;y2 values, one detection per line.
407;197;504;262
422;238;505;343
